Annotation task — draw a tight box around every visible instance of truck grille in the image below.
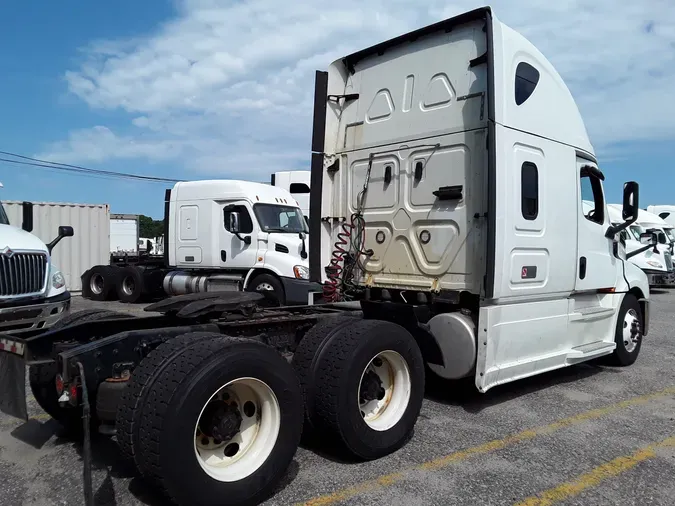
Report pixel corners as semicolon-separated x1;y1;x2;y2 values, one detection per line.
665;251;673;271
0;252;48;296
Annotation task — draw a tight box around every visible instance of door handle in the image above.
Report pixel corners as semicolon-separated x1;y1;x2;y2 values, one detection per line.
414;161;424;182
433;185;463;200
579;256;587;279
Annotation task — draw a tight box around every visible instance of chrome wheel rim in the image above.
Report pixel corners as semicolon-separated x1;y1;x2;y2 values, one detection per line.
90;273;104;295
623;308;641;353
122;276;135;296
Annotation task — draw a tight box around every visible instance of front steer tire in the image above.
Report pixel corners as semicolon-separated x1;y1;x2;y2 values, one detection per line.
28;310;134;434
135;336;304;506
310;319;425;460
607;294;643;366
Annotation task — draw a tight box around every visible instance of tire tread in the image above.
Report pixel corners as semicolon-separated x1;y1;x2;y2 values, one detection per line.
115;331;222;463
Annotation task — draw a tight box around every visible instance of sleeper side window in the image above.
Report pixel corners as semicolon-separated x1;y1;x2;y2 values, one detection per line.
289;183;310;194
515;62;540;105
521;162;538;220
580;167;605;225
223;205;253;234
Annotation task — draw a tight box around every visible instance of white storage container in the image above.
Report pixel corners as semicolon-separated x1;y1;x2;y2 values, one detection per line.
4;201;110;292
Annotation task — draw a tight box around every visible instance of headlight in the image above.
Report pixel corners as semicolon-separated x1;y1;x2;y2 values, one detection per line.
293;265;309;280
52;271;66;289
646;260;663;269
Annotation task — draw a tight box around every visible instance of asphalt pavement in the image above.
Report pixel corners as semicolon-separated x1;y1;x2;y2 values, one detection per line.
1;292;674;506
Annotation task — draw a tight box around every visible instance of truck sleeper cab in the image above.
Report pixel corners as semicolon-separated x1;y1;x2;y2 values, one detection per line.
0;8;652;506
310;6;649;391
271;171;312;224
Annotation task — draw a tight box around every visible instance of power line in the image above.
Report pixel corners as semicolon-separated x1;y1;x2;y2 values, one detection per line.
0;149;183;183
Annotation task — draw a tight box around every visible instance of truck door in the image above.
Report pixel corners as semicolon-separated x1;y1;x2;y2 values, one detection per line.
575;160;618;291
221;203;258;269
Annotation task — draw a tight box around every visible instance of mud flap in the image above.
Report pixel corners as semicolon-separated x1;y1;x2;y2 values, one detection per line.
0;352;28;420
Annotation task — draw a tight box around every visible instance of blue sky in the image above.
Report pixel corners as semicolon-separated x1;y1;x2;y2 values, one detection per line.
1;0;674;219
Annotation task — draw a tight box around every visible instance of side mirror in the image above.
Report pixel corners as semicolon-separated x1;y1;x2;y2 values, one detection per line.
46;226;74;253
639;232;655;245
229;212;241;234
22;201;34;232
606;181;640;238
658;232;667;245
621;181;639;222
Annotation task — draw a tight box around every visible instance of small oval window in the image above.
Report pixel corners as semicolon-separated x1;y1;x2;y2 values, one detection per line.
515;62;540;105
289;183;310;194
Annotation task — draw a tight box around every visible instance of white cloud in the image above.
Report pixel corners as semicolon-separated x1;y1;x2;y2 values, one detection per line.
43;126;184;163
39;0;675;177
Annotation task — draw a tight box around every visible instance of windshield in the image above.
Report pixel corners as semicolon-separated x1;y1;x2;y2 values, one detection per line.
665;228;675;243
0;201;9;226
254;204;308;233
629;225;643;241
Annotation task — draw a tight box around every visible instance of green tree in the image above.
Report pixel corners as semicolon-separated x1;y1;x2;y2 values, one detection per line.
138;215;164;238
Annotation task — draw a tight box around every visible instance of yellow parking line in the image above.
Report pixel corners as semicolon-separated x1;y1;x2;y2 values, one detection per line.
514;435;675;506
297;386;675;506
30;413;52;422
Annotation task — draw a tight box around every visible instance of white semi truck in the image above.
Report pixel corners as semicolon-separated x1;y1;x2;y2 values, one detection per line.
82;180;317;305
607;205;673;286
271;171;311;222
0;8;653;506
0;183;73;331
646;205;675;228
636;208;675;251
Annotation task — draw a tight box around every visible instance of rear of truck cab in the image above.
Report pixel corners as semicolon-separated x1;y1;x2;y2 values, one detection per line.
310;6;648;392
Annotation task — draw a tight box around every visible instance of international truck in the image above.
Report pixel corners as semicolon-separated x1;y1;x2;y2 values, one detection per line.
0;183;73;332
0;8;652;506
81;180;316;305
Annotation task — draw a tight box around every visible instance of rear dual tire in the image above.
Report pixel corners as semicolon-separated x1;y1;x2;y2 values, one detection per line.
293;318;425;460
82;266;117;301
119;334;303;506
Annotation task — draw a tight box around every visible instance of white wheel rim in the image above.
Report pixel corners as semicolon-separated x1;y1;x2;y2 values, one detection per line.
623;308;641;353
357;350;411;431
256;282;274;291
194;377;281;482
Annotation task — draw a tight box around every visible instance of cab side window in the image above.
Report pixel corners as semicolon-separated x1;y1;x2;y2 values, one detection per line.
580;166;605;225
223;205;253;233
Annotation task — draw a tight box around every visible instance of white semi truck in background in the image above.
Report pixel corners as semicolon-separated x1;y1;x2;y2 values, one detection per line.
82;180;317;305
271;170;311;222
636;208;675;252
646;205;675;228
0;8;655;506
607;205;673;286
0;183;73;331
